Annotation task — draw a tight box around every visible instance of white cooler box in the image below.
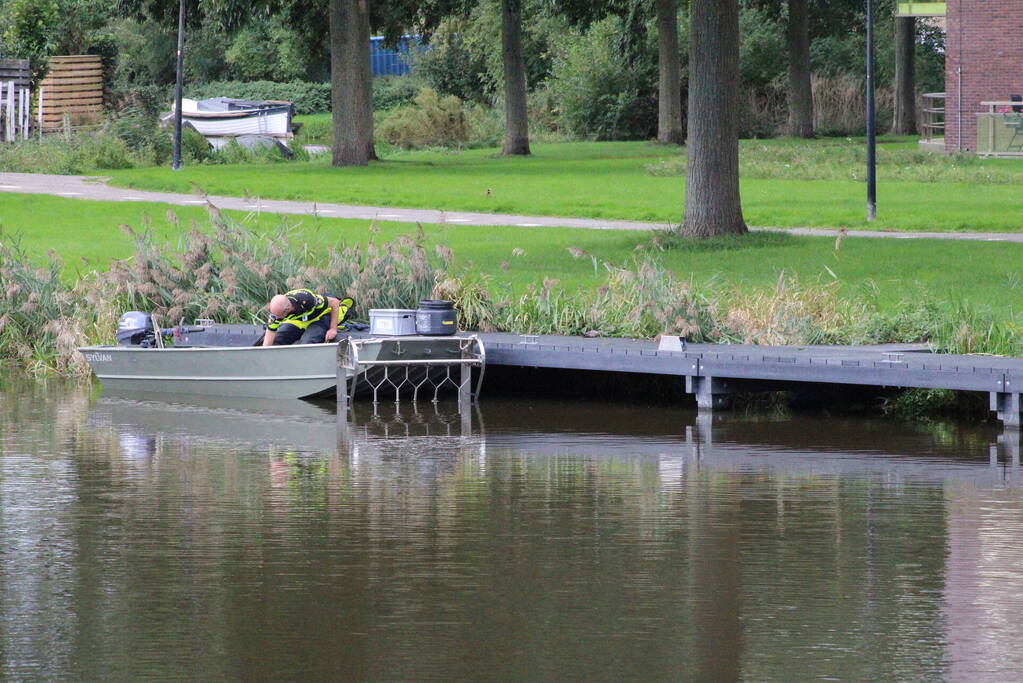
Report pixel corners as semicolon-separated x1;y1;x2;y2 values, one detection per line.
369;309;417;336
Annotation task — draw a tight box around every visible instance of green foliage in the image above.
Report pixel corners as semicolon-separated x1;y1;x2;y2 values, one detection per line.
546;17;658;140
208;138;307;165
373;75;426;111
377;88;469;150
181;126;212;164
0;128;154;174
414;18;492;104
225;17;307;82
109;17;176;86
739;7;786;90
2;0;59;85
185;80;330;115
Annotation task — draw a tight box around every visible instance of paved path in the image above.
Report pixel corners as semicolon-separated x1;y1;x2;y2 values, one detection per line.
2;171;1021;242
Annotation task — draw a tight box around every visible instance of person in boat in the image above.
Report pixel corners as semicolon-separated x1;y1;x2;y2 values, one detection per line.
261;288;355;346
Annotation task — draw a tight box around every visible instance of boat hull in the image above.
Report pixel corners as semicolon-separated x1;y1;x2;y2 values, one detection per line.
78;343;345;399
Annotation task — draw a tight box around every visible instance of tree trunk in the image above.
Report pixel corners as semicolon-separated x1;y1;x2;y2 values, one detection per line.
359;0;377;161
892;16;917;135
656;0;684;145
500;0;530;156
330;0;374;166
681;0;746;238
786;0;813;138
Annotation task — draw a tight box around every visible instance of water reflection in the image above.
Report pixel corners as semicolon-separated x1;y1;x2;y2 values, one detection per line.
1;380;1023;679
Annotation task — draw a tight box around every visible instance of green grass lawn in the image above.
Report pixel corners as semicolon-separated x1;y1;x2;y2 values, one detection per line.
100;137;1023;233
4;193;1023;318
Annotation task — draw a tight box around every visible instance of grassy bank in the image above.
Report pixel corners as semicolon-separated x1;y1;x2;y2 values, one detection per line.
4;194;1023;317
4;217;1019;378
98;137;1023;233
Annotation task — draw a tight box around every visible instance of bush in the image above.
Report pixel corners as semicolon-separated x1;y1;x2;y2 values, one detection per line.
185;81;331;115
225;18;307;82
414;19;492;104
546;17;658;140
0;127;155;174
208;139;308;165
374;75;426;111
377;88;468;149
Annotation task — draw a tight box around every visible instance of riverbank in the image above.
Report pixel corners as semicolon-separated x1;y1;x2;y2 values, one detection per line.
3;211;1020;392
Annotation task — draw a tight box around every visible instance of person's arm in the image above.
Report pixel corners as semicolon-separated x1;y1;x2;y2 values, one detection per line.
262;328;276;346
324;296;341;342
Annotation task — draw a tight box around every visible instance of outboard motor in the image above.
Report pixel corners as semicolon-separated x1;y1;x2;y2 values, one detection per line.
116;311;156;347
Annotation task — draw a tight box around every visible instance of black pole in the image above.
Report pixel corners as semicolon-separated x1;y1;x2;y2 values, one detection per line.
865;0;876;221
172;0;185;171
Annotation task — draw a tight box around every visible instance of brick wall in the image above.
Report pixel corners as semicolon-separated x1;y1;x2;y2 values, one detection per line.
945;0;1023;152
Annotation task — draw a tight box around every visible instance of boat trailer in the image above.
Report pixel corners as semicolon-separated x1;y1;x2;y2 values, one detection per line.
336;335;485;414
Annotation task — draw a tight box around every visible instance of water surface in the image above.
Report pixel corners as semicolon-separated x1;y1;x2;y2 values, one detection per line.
2;377;1023;680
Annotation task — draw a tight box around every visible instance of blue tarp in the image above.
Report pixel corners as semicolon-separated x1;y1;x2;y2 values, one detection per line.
370;36;424;76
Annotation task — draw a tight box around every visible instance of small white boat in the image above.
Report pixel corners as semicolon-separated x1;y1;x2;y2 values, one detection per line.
161;97;294;148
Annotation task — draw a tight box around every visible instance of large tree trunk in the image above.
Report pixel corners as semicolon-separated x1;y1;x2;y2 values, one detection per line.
500;0;530;156
656;0;684;145
330;0;375;166
681;0;746;238
892;16;917;135
359;0;377;161
785;0;810;137
786;0;813;138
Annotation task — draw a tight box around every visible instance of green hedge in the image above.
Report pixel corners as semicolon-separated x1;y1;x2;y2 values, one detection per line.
185;80;331;115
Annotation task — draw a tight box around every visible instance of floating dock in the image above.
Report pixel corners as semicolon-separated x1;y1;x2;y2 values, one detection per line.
175;324;1023;427
475;333;1023;428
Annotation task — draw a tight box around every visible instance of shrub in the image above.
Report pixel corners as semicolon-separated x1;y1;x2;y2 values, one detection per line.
185;81;331;115
546;17;658;140
2;0;59;85
374;75;426;111
225;18;307;82
182;126;212;163
414;19;492;104
377;88;468;149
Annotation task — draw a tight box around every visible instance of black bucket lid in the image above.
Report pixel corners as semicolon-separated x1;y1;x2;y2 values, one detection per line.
418;299;454;310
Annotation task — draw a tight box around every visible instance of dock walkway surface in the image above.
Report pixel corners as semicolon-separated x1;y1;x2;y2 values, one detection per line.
477;333;1023;426
163;324;1023;426
2;171;1022;242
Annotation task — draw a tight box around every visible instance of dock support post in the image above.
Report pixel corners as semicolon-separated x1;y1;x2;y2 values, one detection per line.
999;429;1021;467
459;363;471;413
336;365;349;423
990;391;1021;429
686;376;733;411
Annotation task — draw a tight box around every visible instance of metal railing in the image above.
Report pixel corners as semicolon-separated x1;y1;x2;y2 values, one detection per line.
337;336;485;414
921;92;945;141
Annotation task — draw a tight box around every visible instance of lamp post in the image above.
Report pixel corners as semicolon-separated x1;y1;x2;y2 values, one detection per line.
172;0;185;171
866;0;876;221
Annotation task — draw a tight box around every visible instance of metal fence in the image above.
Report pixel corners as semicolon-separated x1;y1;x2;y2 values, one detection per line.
369;36;424;77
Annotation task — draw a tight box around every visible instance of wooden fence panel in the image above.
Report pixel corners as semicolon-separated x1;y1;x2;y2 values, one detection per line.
0;59;30;89
38;55;104;129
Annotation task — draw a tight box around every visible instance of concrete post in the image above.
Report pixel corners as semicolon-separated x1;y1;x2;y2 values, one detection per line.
990;391;1021;429
994;428;1021;467
686;375;733;411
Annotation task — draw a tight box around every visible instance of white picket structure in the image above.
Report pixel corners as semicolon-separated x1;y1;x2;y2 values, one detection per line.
0;80;35;142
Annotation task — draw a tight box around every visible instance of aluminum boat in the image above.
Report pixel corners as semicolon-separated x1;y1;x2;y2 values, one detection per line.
78;342;349;399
